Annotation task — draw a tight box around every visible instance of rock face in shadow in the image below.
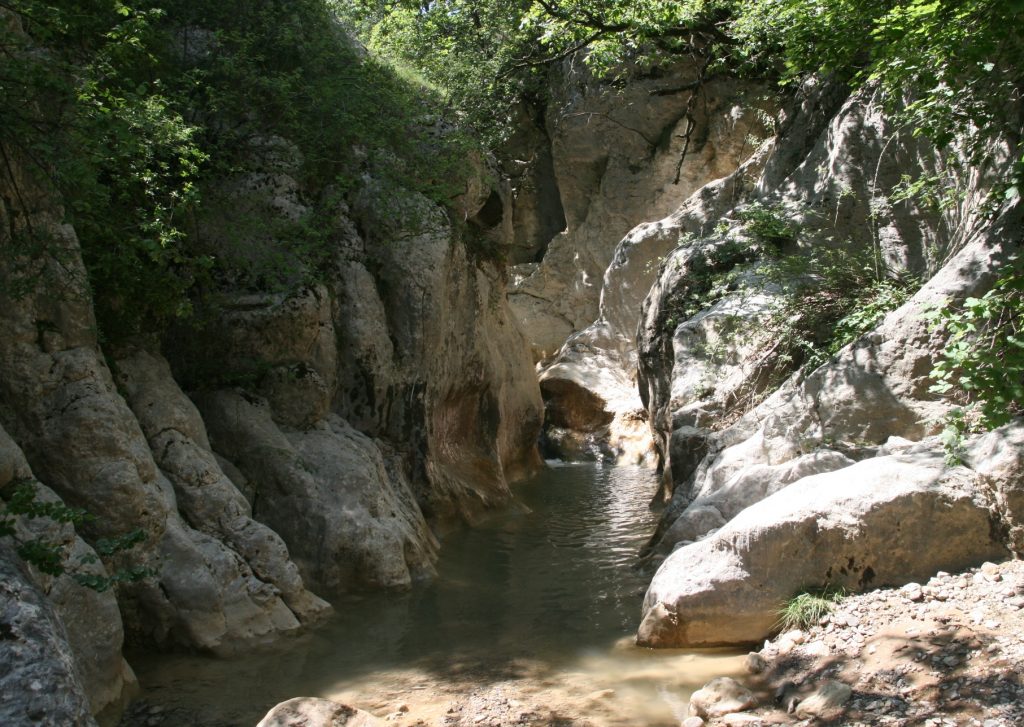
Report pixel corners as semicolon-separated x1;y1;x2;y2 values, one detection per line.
113;349;332;622
0;543;97;727
199;392;439;593
0;149;323;664
0;425;135;721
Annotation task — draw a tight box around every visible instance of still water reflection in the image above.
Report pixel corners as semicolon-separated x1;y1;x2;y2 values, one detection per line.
126;463;742;726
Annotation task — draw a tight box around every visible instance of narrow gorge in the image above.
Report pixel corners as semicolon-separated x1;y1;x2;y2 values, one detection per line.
2;2;1022;727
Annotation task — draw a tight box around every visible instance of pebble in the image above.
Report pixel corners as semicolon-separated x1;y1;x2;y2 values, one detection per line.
901;583;924;602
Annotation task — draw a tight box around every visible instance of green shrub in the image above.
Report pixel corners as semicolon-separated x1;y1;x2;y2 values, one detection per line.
2;0;478;341
1;479;151;592
737;202;800;248
928;258;1024;462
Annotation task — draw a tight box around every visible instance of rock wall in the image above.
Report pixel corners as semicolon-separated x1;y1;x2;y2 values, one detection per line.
0;543;98;727
503;58;774;463
1;94;542;725
506;59;774;363
0;426;135;723
631;79;1023;646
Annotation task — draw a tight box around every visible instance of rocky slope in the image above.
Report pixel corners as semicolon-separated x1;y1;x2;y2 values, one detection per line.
630;77;1022;646
677;558;1024;727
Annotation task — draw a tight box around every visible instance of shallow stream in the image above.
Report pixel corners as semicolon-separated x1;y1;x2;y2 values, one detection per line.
126;463;742;726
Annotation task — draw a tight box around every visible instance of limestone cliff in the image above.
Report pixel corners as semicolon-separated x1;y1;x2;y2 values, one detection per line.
502;58;774;462
0;79;541;727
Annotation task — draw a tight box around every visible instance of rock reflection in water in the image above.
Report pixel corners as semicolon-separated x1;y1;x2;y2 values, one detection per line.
124;464;744;726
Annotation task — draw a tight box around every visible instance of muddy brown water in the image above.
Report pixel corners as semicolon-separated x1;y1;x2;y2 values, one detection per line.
125;463;743;726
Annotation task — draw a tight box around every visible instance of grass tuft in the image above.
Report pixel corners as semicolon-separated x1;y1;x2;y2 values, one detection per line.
776;587;846;631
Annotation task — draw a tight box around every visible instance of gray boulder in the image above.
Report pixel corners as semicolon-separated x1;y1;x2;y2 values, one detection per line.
638;449;1010;647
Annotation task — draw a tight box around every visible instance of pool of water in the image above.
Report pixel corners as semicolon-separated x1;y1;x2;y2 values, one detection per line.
124;463;743;726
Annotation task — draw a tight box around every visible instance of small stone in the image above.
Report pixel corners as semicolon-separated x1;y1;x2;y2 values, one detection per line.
803;640;830;657
901;583;924;602
682;718;705;727
783;629;806;645
795;680;852;719
744;652;767;674
943;656;960;667
689;677;757;719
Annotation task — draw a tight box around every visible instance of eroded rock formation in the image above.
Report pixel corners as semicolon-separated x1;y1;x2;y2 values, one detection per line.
1;83;542;724
505;59;775;461
630;80;1022;646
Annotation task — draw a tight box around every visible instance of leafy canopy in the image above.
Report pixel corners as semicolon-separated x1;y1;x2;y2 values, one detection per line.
2;0;477;339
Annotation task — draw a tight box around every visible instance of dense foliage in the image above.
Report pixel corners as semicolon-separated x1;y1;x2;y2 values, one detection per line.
1;0;475;339
350;1;1022;172
349;0;1022;433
